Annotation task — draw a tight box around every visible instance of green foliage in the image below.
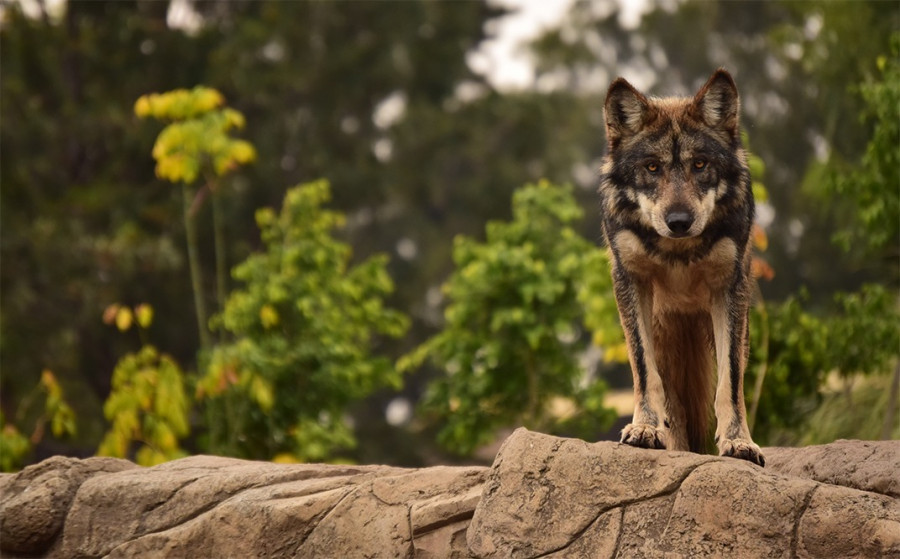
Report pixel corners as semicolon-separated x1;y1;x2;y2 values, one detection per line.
2;0;896;468
748;285;899;442
747;293;829;441
198;180;409;461
136;87;256;185
98;306;190;466
38;370;77;440
825;285;899;377
797;373;900;445
0;413;30;473
400;181;619;455
824;34;900;260
0;370;77;472
97;345;190;466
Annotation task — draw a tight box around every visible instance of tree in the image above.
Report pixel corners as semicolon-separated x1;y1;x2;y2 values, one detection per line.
135;86;256;350
196;180;409;461
821;33;900;276
528;0;899;301
400;181;620;455
0;2;504;463
1;2;198;450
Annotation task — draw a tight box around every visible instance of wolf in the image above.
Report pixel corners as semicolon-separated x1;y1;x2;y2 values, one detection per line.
599;69;764;466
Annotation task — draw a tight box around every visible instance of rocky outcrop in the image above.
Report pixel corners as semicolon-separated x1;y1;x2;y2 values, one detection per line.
468;430;899;558
1;456;485;558
0;455;138;557
1;430;897;558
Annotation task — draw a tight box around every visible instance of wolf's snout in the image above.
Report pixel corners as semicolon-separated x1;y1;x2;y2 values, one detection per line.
664;209;695;236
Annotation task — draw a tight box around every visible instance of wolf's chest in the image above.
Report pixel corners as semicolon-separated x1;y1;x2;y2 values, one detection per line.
612;230;738;311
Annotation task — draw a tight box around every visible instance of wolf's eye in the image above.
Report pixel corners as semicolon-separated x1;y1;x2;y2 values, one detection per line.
646;162;659;173
693;159;708;171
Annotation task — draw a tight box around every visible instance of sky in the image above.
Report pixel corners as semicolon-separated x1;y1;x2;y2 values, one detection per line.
472;0;651;91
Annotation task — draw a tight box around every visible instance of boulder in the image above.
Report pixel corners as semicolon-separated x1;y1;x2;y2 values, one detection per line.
1;430;897;558
0;455;137;556
468;430;899;558
764;438;899;497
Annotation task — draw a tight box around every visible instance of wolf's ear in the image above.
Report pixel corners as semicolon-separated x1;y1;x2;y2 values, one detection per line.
605;78;652;146
692;69;739;135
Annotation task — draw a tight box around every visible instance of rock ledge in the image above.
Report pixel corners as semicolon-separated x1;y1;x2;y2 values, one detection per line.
1;430;897;558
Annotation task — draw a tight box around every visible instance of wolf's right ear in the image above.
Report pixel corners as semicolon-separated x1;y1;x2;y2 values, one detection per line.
604;78;651;147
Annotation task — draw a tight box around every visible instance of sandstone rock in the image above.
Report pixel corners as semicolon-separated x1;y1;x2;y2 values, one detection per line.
765;438;900;497
1;431;897;558
0;455;137;556
467;429;900;558
0;455;488;558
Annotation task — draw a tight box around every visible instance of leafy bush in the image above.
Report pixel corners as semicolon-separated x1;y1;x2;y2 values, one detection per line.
197;180;409;461
97;305;190;466
400;181;620;455
748;285;899;443
0;370;76;472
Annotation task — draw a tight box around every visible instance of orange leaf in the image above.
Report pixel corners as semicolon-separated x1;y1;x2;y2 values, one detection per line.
751;224;768;252
751;257;775;281
103;304;121;325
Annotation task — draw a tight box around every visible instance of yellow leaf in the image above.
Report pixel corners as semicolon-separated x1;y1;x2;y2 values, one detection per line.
250;375;274;411
752;181;769;203
194;87;225;114
600;342;629;364
135;304;154;329
134;95;151;117
259;304;279;329
222;108;246;130
40;369;58;391
116;307;134;332
272;453;302;464
230;140;256;164
156;423;177;451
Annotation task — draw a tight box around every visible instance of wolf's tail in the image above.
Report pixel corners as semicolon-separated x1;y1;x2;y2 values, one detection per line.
654;313;715;453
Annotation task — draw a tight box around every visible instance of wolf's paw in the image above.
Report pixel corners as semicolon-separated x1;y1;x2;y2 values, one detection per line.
620;423;667;450
719;438;765;467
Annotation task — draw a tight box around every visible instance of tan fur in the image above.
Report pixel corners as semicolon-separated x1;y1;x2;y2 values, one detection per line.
613;233;739;451
653;312;714;452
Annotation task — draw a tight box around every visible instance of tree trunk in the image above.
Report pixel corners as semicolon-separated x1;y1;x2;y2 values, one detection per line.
183;184;210;350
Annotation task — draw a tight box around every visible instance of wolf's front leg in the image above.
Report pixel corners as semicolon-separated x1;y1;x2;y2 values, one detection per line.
711;294;765;466
614;273;669;450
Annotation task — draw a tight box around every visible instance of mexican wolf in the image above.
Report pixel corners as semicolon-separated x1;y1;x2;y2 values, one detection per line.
599;69;764;466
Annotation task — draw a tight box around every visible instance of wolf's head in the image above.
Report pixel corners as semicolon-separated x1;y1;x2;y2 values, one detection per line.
602;69;747;240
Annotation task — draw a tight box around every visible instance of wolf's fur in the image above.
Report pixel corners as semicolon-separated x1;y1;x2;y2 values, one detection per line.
599;69;764;466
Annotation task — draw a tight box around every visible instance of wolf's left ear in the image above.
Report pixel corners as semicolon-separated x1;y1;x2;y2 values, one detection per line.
692;69;740;136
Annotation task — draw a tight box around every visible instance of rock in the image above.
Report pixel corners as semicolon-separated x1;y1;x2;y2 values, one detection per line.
0;455;137;556
1;431;897;558
467;429;900;558
765;439;900;497
51;456;486;558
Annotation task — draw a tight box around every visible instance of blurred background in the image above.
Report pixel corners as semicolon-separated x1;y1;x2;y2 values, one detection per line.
1;0;897;471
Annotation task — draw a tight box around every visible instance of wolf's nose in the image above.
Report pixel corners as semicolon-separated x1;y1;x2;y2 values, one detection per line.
665;211;694;235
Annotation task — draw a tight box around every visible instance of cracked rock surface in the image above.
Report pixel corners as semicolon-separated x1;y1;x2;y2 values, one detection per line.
468;429;899;559
1;429;897;558
1;456;485;558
